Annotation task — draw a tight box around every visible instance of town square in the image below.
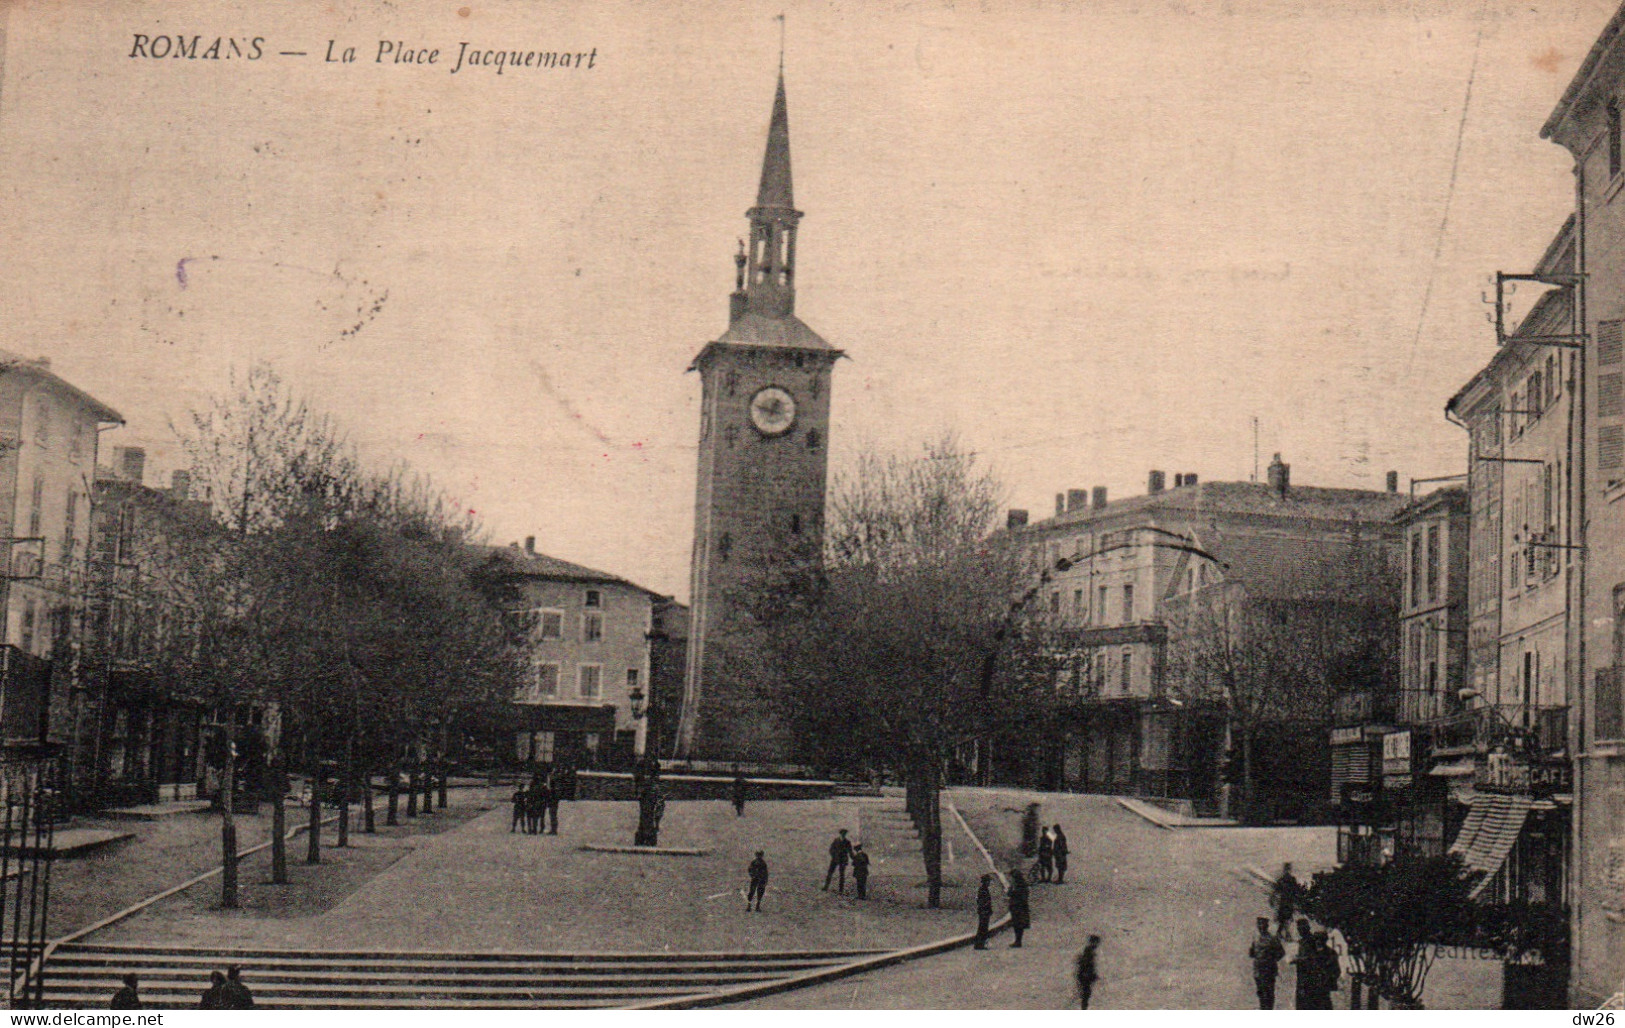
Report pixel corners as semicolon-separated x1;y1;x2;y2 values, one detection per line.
0;0;1621;1014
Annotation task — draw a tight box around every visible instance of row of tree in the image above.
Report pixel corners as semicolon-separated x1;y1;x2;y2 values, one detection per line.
99;365;526;905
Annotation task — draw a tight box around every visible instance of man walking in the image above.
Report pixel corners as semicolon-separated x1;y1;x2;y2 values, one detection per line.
1248;916;1286;1009
1272;863;1299;939
1036;827;1054;882
823;828;853;893
510;786;526;833
732;765;748;817
747;850;769;911
851;843;871;899
1075;936;1101;1009
544;770;561;835
1051;824;1069;884
974;874;994;950
1007;869;1030;948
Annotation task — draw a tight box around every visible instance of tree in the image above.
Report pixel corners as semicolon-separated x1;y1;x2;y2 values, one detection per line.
742;435;1041;906
1163;548;1398;824
1299;853;1479;1008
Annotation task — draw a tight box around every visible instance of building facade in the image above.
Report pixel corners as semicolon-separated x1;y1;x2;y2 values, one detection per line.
1542;14;1625;1001
1017;460;1406;822
678;74;843;763
474;540;660;771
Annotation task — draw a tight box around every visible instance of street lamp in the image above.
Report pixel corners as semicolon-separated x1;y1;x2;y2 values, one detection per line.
628;684;647;758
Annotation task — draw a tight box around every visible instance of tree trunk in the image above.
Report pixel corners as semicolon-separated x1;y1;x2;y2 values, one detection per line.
406;761;419;818
220;723;238;909
270;760;288;884
923;787;942;909
335;743;351;848
422;758;436;814
306;748;322;864
386;762;400;826
437;758;448;810
1240;722;1256;825
362;764;376;833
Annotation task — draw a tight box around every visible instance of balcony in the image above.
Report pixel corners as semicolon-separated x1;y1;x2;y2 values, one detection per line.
1425;704;1568;758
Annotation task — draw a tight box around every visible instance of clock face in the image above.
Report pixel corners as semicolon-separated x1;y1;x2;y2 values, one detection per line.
749;386;797;437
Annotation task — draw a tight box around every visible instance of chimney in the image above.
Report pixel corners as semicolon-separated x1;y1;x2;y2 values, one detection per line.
524;535;536;555
1055;493;1065;517
1386;470;1399;494
1184;472;1198;486
1091;486;1108;509
1007;509;1029;530
118;446;146;485
1148;470;1165;496
1267;453;1290;497
1066;489;1088;513
170;470;191;500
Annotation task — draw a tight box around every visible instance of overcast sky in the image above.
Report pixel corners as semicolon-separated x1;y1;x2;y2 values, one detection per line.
0;0;1613;600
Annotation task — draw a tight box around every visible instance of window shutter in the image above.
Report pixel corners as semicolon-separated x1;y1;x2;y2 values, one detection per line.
1597;666;1624;742
1601;321;1625;479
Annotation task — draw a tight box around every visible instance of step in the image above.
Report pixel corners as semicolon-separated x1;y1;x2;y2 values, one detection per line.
48;959;844;979
44;967;818;988
60;943;882;963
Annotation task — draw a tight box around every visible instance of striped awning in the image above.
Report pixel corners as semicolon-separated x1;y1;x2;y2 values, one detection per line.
1449;793;1533;899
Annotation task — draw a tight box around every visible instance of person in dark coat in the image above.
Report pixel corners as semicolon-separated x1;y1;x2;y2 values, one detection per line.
544;768;562;834
851;843;871;899
1310;931;1340;1009
747;850;769;911
109;973;141;1010
1075;935;1101;1009
823;829;853;893
1272;863;1299;939
525;773;546;835
1006;869;1031;948
731;766;749;817
199;970;226;1009
1036;827;1054;883
1292;929;1334;1010
218;966;255;1009
973;874;994;950
1248;916;1286;1009
510;787;526;833
1051;825;1069;884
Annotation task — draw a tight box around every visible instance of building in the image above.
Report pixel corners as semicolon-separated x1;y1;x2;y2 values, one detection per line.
472;540;663;770
1540;12;1625;1002
66;449;213;811
1016;460;1406;822
678;73;843;763
0;355;123;755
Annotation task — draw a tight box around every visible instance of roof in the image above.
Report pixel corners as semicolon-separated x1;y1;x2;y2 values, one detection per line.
469;543;666;599
690;313;842;369
755;75;794;211
1542;1;1625;142
1032;479;1409;533
0;351;123;423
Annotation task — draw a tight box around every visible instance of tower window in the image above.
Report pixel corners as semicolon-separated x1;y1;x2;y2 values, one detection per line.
719;532;732;562
725;370;739;397
806;428;821;450
810;374;821;399
725;425;738;449
790;512;801;535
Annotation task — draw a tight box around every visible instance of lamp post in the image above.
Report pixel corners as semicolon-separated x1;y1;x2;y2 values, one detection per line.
628;684;647;759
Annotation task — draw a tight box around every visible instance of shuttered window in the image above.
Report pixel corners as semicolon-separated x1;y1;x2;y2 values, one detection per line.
1597;667;1623;743
1601;321;1624;478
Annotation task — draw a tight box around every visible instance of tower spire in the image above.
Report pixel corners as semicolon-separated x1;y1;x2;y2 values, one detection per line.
733;70;801;322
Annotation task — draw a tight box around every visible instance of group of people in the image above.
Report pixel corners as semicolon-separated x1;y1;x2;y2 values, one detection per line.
509;769;563;835
822;828;871;898
1249;864;1342;1009
109;967;255;1009
1033;824;1070;883
973;868;1102;1009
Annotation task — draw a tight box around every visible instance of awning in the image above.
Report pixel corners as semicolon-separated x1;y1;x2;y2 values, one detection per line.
1449;793;1533;899
1429;760;1478;777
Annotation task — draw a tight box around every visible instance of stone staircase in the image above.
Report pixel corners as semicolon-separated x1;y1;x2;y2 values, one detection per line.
38;942;886;1009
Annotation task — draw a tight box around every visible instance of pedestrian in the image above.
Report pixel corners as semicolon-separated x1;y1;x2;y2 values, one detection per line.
732;765;748;817
747;850;769;911
1311;931;1341;1009
510;787;526;833
1007;868;1030;948
526;773;546;835
199;970;226;1009
1292;927;1327;1010
1036;826;1054;883
109;973;141;1010
1248;916;1286;1009
973;874;994;950
218;965;255;1009
545;769;562;835
823;828;853;893
851;843;870;899
1075;935;1101;1009
1272;862;1299;939
1051;824;1069;884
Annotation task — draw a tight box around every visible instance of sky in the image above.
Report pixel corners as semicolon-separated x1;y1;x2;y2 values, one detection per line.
0;0;1615;601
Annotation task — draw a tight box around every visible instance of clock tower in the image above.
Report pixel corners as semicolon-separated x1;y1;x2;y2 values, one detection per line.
676;73;842;761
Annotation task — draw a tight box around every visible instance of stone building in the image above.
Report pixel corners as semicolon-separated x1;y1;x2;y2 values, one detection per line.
1539;10;1625;1002
472;540;663;770
1016;460;1405;821
0;355;122;753
678;73;843;762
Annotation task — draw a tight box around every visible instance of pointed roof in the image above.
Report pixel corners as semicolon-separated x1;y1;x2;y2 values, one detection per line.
755;75;794;210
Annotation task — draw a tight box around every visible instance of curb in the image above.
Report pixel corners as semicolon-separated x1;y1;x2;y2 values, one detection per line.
577;844;708;857
1115;796;1175;830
